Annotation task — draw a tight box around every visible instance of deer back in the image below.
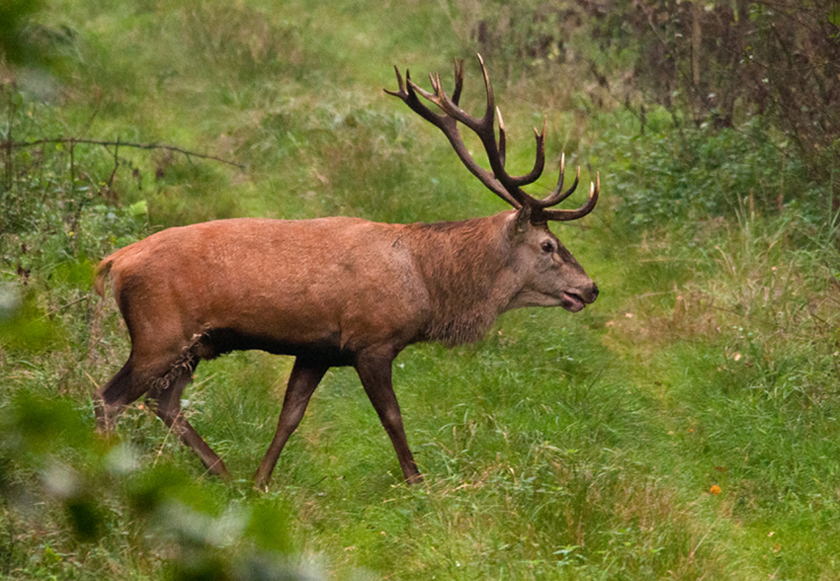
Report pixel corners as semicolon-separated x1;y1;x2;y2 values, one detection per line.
95;217;434;362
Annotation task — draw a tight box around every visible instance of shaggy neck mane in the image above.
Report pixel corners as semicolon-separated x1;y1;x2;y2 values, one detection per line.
405;213;517;346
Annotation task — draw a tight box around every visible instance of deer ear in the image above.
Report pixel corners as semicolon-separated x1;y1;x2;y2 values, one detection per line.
511;205;532;236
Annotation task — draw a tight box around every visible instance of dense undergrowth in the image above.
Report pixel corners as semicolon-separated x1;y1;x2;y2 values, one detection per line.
2;0;840;580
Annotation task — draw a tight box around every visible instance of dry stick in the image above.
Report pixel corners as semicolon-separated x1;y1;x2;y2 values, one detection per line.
4;92;11;188
84;371;100;390
688;516;719;562
37;293;92;321
4;137;245;169
153;417;175;469
107;138;120;189
69;139;82;239
69;138;76;197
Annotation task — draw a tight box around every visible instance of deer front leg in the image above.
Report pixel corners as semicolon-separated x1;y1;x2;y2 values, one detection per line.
356;353;421;484
254;357;328;490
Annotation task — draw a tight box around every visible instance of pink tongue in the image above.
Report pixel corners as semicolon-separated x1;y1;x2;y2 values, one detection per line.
563;292;583;309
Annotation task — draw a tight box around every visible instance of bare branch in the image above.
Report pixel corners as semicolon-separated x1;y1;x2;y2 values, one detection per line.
3;137;245;169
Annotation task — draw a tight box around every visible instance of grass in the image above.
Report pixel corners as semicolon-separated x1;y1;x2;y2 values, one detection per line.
2;0;840;579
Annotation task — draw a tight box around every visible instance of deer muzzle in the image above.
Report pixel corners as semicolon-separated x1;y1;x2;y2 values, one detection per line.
561;282;599;312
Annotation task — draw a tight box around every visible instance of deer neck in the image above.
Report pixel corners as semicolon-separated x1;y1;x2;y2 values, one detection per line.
406;213;518;345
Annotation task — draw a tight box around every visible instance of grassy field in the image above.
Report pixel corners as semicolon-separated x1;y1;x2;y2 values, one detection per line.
2;1;840;579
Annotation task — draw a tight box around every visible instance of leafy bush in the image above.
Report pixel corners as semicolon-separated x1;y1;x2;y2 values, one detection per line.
586;110;834;232
0;391;312;580
454;0;840;225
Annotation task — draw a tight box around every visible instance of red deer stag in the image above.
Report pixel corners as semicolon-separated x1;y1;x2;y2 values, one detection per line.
94;55;599;488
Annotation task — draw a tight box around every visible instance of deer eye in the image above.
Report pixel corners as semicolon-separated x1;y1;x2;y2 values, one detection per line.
540;241;555;253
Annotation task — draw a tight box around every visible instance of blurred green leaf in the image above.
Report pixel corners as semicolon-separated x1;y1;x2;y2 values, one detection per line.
126;463;221;519
1;391;91;455
51;257;95;290
0;0;44;64
128;200;148;217
0;288;65;352
830;6;840;27
245;500;292;555
64;494;105;542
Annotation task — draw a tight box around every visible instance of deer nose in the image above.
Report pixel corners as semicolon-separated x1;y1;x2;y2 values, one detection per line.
588;282;599;302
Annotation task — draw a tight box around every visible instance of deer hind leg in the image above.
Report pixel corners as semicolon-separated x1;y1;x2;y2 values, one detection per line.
145;359;230;480
356;354;422;484
95;354;155;432
254;357;328;490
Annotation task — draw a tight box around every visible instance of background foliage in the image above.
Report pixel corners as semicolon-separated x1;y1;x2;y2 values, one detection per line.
1;0;839;579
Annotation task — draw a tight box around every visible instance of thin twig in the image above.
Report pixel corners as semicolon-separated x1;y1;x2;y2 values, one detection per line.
153;414;175;469
634;290;677;300
689;516;719;562
3;137;245;169
84;370;100;390
107;138;120;189
37;293;91;321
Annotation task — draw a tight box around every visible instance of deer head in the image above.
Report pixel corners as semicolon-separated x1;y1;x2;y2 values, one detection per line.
386;54;600;312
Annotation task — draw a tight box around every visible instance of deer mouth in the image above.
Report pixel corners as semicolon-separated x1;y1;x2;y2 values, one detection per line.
561;291;586;312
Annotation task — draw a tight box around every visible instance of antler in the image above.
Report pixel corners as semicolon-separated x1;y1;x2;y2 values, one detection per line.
385;54;599;223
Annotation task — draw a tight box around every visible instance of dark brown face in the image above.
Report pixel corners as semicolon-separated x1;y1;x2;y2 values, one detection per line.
507;217;599;312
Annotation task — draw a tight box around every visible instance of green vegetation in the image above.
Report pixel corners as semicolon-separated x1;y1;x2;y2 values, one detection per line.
2;0;839;579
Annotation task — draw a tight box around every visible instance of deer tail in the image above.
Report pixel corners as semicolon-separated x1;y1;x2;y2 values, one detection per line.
94;257;114;298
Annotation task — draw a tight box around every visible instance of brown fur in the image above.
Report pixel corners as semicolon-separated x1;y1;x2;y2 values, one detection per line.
94;210;598;488
406;216;517;344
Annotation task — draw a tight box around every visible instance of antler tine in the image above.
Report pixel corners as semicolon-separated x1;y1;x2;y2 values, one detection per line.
476;53;496;124
451;58;465;106
391;65;406;94
506;116;547;187
386;64;522;209
385;69;442;127
534;154;581;208
423;57;491;134
496;107;507;169
426;56;546;194
540;172;599;222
